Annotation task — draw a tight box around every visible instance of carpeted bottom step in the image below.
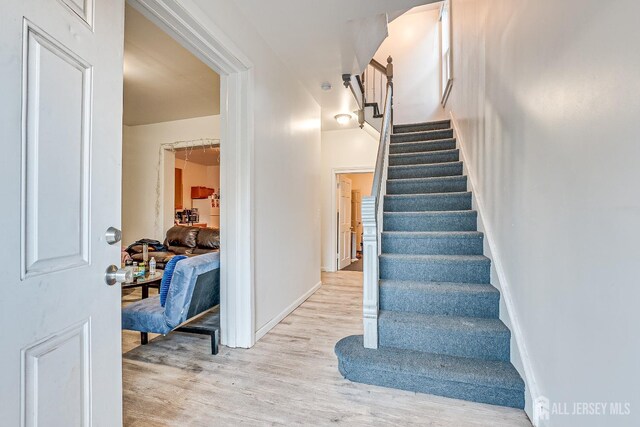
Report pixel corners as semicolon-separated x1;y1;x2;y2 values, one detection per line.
335;335;525;409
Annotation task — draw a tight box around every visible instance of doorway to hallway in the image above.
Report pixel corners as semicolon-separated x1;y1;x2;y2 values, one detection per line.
335;172;374;272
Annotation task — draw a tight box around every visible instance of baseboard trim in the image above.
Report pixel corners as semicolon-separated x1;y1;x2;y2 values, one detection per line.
450;111;540;422
254;280;322;342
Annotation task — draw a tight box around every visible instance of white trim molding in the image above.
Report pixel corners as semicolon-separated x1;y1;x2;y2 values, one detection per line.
128;0;255;348
449;111;540;418
255;281;322;342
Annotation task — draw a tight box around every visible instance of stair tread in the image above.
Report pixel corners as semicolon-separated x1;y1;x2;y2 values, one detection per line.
385;191;471;199
389;148;458;158
391;129;454;142
379;253;490;263
335;335;524;391
389;161;463;170
379;310;509;335
387;175;466;184
389;137;456;147
384;210;477;216
382;231;483;239
394;119;451;128
380;280;499;294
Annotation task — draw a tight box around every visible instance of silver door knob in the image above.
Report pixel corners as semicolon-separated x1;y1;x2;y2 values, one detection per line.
105;227;122;245
105;265;132;286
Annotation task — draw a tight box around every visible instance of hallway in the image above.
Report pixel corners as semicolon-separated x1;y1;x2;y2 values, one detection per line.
122;271;531;426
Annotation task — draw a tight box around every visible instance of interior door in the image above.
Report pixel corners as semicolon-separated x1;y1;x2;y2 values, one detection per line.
351;190;362;256
0;1;125;425
337;175;353;270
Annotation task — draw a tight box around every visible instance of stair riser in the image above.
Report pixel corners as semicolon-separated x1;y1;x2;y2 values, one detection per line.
389;139;456;154
381;235;484;255
389;150;459;167
391;129;454;143
379;321;510;361
388;163;463;179
384;213;478;232
379;258;490;283
384;194;472;212
337;361;524;408
393;121;451;134
386;177;467;195
379;286;499;318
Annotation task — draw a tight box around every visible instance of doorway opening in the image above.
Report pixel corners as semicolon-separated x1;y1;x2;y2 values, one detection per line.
173;145;221;229
334;171;374;272
120;3;222;352
121;0;256;353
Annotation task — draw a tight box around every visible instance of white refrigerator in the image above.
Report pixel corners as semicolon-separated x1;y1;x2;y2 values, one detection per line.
191;196;220;228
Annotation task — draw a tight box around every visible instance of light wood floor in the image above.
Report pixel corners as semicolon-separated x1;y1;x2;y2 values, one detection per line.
122;271;532;426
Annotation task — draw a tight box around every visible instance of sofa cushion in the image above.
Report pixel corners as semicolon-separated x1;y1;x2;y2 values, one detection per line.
165;226;198;248
164;252;221;329
196;227;220;250
167;245;194;255
191;248;219;255
160;255;187;307
121;295;171;335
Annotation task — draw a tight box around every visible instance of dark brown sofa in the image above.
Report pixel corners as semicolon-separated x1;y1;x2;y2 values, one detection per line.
128;226;220;267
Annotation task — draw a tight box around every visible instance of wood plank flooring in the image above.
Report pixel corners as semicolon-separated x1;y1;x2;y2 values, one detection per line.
122;271;532;426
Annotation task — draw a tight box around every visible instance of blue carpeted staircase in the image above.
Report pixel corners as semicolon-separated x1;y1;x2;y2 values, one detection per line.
335;119;525;409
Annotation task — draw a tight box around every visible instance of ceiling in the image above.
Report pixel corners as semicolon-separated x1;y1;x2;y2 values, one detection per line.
123;4;220;126
229;0;439;131
175;146;220;166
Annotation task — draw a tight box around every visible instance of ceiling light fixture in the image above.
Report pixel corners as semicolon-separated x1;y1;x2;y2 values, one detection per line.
335;114;352;125
321;81;332;91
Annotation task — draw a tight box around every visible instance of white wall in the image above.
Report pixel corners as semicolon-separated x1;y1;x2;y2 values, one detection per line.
448;0;640;425
321;128;378;271
121;115;219;245
178;0;322;336
374;6;445;124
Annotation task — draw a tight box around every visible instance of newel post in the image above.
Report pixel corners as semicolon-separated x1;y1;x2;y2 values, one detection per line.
361;196;378;349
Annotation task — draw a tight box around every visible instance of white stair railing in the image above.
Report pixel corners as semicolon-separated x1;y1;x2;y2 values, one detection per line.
362;57;393;349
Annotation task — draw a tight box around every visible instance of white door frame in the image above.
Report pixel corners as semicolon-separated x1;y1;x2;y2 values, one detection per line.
128;0;255;348
331;167;374;272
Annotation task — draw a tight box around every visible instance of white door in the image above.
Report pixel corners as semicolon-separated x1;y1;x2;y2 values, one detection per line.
0;1;125;425
337;175;353;270
351;190;362;256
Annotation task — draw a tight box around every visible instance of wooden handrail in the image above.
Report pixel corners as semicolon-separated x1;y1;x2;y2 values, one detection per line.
343;56;393;129
369;58;386;73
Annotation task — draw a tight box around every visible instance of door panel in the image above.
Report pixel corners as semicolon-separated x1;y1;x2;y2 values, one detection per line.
337;176;352;270
23;22;92;277
0;0;124;425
